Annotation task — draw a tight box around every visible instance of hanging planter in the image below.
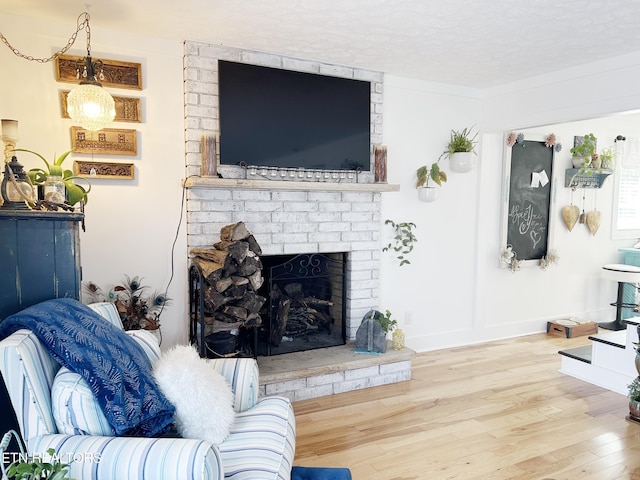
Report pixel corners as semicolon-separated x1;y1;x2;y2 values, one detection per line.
416;163;446;202
441;126;478;174
418;186;438;202
449;151;475;173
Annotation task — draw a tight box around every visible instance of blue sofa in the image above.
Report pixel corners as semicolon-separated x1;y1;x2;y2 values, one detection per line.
0;301;296;479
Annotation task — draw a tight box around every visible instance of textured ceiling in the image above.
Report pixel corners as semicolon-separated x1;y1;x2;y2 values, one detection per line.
2;0;640;88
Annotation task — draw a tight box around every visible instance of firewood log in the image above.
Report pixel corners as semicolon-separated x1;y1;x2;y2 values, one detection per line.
204;286;234;310
190;248;229;265
215;277;233;293
248;270;263;291
246;235;263;255
231;275;249;286
220;222;251;242
191;257;223;283
235;291;266;313
245;312;262;326
212;241;250;264
271;298;291;347
237;255;262;276
222;305;248;321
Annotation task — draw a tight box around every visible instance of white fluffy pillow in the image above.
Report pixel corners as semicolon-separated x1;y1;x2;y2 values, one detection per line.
152;345;235;445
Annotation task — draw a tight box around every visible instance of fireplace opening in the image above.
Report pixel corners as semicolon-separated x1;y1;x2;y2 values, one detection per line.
257;252;347;356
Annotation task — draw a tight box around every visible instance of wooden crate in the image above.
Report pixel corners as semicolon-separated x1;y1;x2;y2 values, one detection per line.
547;320;598;338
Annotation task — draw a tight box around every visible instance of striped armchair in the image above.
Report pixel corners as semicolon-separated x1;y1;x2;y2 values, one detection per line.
0;302;296;480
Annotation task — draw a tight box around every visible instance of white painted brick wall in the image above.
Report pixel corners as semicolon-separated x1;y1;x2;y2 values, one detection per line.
183;42;385;341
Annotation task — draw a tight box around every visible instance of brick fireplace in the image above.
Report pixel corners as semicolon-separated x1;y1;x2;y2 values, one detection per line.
182;42;394;342
182;43;411;399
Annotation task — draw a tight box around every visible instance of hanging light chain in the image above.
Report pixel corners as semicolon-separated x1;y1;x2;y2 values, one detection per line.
0;12;91;64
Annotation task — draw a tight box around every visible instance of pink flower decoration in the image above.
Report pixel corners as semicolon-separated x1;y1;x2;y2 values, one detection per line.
506;132;517;147
545;133;556;148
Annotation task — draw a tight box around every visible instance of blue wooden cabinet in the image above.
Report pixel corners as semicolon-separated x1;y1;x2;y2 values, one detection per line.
619;248;640;320
0;211;83;320
0;210;83;442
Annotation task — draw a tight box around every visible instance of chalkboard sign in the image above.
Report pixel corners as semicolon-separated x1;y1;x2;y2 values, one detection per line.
501;135;556;265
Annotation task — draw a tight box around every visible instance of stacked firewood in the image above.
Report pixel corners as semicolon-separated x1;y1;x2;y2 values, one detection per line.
190;222;266;336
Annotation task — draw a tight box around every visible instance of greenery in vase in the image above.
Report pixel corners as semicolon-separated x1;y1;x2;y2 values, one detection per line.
599;146;617;169
383;220;417;266
14;148;91;206
629;377;640;402
375;309;398;333
6;447;74;480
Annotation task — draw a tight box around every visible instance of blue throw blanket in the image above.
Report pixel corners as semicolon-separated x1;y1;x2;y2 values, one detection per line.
0;298;174;437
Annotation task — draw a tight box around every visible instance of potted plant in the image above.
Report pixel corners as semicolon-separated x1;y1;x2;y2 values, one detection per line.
628;377;640;421
416;163;447;202
569;133;597;168
382;220;417;266
599;146;617;170
441;126;478;173
14;148;91;207
375;309;406;350
375;309;398;334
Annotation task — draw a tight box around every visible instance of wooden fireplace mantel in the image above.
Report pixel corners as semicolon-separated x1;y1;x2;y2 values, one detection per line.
183;177;400;193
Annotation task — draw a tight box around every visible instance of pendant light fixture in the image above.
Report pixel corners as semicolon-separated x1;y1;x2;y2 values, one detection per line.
65;15;115;132
0;12;115;132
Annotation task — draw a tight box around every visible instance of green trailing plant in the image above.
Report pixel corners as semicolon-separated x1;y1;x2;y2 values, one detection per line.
383;220;417;266
14;148;91;206
416;163;447;187
440;126;478;159
629;377;640;402
375;309;397;333
6;447;74;480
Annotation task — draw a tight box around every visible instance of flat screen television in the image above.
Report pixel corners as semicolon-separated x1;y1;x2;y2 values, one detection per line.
218;60;371;171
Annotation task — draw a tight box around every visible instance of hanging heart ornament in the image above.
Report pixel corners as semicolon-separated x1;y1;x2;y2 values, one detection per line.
586;210;601;236
561;205;580;232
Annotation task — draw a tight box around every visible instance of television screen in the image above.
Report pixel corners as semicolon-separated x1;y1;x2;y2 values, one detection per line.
218;60;371;171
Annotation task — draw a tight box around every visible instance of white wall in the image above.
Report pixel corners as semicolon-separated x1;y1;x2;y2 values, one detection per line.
379;76;485;351
0;13;188;348
379;57;640;352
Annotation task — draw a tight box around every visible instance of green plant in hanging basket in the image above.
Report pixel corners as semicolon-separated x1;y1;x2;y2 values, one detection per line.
15;148;91;206
440;126;478;159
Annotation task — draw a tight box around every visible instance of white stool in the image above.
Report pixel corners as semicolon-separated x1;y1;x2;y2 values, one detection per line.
599;263;640;330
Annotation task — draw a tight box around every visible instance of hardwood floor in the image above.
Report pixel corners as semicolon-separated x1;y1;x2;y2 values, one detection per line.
292;333;640;479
